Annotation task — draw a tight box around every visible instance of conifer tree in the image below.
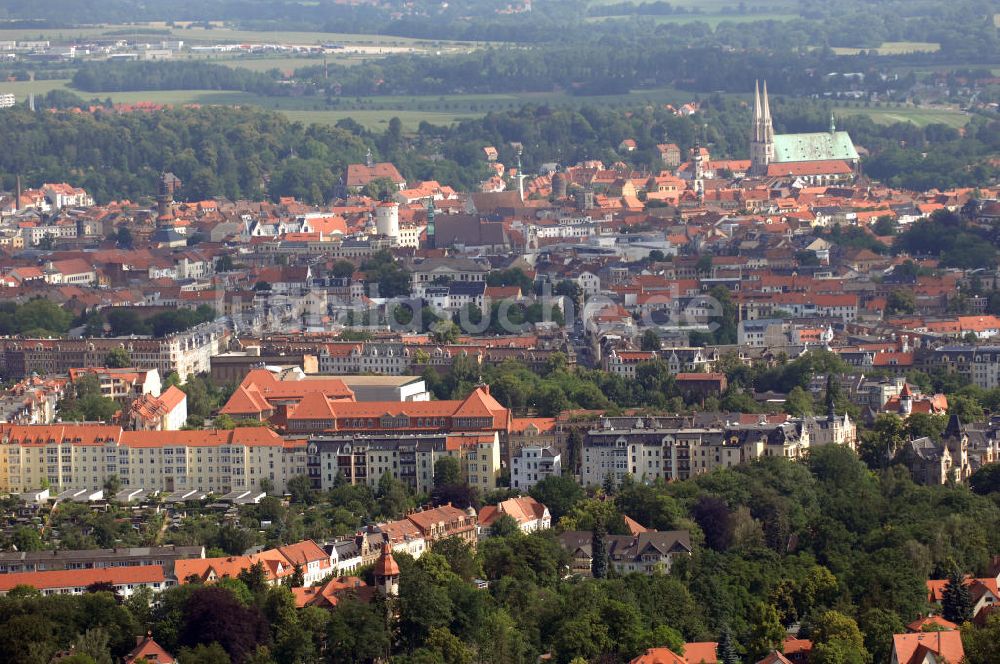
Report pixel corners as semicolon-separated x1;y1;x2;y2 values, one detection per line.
717;625;741;664
591;520;608;579
941;566;972;624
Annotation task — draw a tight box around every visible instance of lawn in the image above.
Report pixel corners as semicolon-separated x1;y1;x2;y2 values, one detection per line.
832;105;969;128
0;78;75;98
831;41;940;55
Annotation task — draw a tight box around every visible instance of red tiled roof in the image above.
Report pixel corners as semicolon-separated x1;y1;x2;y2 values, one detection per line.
891;631;964;664
0;565;165;592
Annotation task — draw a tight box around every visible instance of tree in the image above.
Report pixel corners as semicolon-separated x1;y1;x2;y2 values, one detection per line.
529;474;584;521
70;628;114;664
237;561;269;594
591;520;608;579
326;598;390;664
961;612;1000;664
640;329;661;351
176;643;231;664
970;463;1000;495
784;386;814;417
717;625;741;664
886;289;916;315
419;627;473;664
216;254;235;272
691;495;733;551
434;537;481;582
941;566;973;624
434;457;463;488
105;347;132;368
431;320;461;344
103;475;122;496
286;475;316;505
115;226;134;249
809;611;869;664
400;564;454;649
179;586;270;664
858;608;904;664
11;525;43;551
745;602;784;661
491;513;520;539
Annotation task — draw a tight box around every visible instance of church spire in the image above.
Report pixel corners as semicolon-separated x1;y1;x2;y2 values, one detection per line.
753;80;762;142
761;80;773;142
829;113;836;135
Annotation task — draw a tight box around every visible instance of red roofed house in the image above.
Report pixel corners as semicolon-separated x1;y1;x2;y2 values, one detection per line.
175;539;330;587
292;576;371;608
478;495;551;536
890;631;964;664
906;615;957;633
124;633;175;664
630;642;718;664
129;384;187;431
881;382;948;417
926;570;1000;622
345;159;406;192
631;648;686;664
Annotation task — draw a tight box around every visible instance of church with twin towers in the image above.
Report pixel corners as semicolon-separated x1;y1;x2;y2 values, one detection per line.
749;80;860;181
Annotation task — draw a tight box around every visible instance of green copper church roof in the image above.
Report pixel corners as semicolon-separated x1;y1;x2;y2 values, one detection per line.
772;131;859;163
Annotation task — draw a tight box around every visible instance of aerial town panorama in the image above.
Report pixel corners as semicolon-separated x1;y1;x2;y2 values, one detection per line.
0;1;998;663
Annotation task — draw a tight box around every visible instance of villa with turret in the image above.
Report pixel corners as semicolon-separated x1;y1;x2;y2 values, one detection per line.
750;80;860;184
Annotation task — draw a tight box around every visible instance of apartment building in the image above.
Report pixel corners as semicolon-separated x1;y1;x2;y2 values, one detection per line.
0;321;229;380
510;445;561;491
0;425;307;494
581;417;809;486
307;430;502;494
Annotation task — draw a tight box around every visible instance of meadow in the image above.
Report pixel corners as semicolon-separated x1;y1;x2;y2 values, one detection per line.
832;105;969;128
831;41;941;56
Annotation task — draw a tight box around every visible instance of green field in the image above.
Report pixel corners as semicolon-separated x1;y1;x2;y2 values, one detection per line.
0;23;491;49
586;12;797;26
832;105;969;128
831;41;941;55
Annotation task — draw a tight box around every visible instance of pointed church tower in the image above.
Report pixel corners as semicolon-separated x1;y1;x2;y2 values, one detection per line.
750;80;775;175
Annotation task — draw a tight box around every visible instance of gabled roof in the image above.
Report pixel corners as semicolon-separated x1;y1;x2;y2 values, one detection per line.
891;631;964;664
683;642;719;664
630;647;685;664
292;576;369;608
478;496;548;527
907;615;958;632
125;633;175;664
